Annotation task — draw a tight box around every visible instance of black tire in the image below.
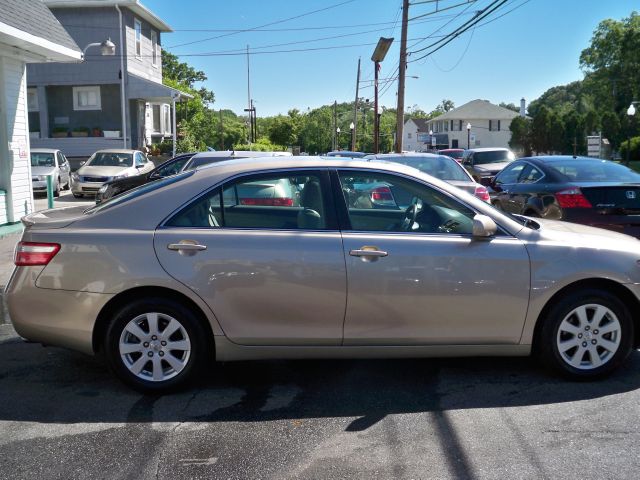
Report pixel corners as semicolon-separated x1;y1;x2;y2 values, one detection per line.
54;179;60;197
73;193;83;198
538;289;633;379
104;298;209;393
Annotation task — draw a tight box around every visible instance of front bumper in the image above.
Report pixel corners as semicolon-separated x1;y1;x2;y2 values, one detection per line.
5;266;114;355
72;180;104;196
32;180;47;191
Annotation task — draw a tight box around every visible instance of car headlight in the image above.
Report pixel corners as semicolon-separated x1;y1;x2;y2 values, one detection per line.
98;184;108;193
71;173;79;180
34;175;45;181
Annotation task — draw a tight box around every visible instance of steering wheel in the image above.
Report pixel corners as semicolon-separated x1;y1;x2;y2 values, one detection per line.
401;203;419;231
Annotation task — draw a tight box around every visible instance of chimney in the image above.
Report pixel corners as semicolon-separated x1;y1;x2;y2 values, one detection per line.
520;98;526;117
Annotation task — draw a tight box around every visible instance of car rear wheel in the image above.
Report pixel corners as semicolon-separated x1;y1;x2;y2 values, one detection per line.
104;298;208;392
538;289;633;379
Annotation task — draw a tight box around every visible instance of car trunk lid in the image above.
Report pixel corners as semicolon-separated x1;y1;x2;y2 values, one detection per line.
577;183;640;213
21;206;87;229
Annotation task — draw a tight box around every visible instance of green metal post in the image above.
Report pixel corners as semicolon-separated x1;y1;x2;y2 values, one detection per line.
46;175;54;209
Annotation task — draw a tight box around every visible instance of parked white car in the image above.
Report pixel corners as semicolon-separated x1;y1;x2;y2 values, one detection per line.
71;149;154;198
31;148;71;197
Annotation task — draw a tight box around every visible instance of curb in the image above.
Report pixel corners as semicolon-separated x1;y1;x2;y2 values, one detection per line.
0;223;23;239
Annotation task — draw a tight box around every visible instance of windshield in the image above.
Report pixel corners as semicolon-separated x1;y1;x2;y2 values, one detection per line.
546;159;640;182
382;156;471;182
86;152;133;168
31;153;55;167
84;170;194;214
442;151;463;159
474;150;515;165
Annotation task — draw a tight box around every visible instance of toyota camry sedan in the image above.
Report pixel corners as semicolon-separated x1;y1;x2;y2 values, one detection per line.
6;157;640;392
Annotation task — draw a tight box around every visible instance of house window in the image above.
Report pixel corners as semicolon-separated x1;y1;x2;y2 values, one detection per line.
489;120;501;131
407;132;412;139
27;88;39;112
151;31;157;66
135;19;142;57
73;86;101;110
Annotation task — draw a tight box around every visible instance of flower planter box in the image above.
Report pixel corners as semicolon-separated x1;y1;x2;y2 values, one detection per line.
71;131;89;137
103;130;121;138
29;132;40;140
51;132;68;138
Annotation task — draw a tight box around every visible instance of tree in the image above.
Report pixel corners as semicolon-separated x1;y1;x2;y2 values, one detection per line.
563;110;585;155
601;111;621;148
499;102;520;113
531;106;552;153
509;116;532;156
268;116;297;147
440;99;455;112
579;12;640;113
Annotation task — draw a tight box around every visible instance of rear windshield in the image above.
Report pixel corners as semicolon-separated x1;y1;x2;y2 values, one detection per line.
546;159;640;182
474;150;515;165
84;170;194;214
442;151;463;159
31;153;55;167
382;156;471;182
86;152;133;167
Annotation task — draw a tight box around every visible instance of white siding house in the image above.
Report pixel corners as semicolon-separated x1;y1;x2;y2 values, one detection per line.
425;99;523;150
0;0;81;226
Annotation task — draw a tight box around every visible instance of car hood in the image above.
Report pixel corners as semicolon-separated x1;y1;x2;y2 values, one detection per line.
21;205;88;229
77;165;129;177
473;161;512;173
533;217;640;250
31;166;57;176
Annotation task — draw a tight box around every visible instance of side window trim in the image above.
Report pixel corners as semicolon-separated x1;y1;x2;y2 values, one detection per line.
517;162;546;184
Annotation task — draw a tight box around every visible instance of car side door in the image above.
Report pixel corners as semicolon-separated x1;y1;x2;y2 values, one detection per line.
154;168;347;346
506;163;547;215
491;162;526;213
334;168;530;345
56;152;70;186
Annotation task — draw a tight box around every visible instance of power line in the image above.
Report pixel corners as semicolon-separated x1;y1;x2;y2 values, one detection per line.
409;0;477;22
168;0;357;49
408;0;509;63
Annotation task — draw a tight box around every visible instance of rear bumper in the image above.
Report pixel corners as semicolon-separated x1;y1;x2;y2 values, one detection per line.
5;266;114;355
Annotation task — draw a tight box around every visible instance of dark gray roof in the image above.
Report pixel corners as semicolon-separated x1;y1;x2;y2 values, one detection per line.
0;0;81;52
409;118;430;132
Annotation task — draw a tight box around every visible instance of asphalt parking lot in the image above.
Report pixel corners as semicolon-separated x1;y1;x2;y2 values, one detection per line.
1;321;640;480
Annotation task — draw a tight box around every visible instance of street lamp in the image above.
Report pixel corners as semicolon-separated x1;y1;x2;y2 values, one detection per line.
336;127;341;150
371;37;394;154
627;102;637;165
82;38;116;58
429;129;433;151
466;122;472;149
349;122;355;151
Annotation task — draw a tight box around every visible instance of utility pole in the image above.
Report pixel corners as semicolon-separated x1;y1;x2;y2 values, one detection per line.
352;58;360;151
374;61;380;154
333;100;338;151
246;45;252;148
219;109;224;150
395;0;409;153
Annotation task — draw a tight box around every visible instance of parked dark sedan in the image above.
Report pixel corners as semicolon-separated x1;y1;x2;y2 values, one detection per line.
95;152;195;204
490;155;640;237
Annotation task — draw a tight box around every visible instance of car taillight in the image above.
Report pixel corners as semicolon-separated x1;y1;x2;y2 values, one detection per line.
14;242;60;266
555;188;592;208
370;186;394;202
240;197;294;206
474;185;491;202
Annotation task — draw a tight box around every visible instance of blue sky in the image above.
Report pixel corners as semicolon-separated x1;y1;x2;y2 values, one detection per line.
146;0;638;117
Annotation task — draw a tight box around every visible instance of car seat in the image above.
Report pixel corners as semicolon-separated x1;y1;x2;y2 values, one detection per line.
297;179;324;229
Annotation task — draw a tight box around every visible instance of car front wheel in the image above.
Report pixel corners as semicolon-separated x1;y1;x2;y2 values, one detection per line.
539;289;634;379
104;298;208;392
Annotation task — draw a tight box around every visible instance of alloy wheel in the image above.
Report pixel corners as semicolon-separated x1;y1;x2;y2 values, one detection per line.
119;312;192;382
556;303;621;370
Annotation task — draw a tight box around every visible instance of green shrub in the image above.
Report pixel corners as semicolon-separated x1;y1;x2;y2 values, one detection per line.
620;136;640;161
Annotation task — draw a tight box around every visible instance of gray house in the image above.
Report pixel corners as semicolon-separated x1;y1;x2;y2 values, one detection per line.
27;0;190;158
0;0;81;226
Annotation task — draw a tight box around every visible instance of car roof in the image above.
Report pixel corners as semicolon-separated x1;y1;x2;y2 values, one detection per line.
92;149;139;154
521;155;606;164
366;152;443;159
190;150;292;159
31;148;59;153
466;147;510;153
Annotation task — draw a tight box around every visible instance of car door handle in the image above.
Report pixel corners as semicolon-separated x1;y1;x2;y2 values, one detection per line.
167;242;207;252
349;247;388;259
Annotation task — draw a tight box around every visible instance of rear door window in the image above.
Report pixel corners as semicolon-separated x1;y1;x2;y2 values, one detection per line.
166;170;334;230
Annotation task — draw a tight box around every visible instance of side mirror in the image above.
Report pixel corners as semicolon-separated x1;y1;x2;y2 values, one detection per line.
472;214;497;238
80;161;86;166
